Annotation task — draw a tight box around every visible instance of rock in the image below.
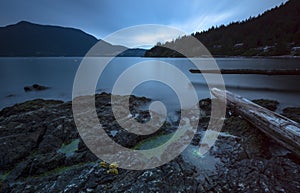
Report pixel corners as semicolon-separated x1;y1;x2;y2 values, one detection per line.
0;127;46;170
24;84;49;92
0;99;63;117
282;107;300;123
32;84;47;90
0;181;11;193
23;86;32;92
5;94;16;98
0;93;299;192
6;159;31;182
28;153;66;176
222;116;272;159
199;98;211;115
252;99;279;111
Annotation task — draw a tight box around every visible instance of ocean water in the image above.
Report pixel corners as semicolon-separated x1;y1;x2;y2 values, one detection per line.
1;57;300;111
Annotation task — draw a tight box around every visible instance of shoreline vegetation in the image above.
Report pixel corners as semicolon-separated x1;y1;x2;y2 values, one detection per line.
144;0;300;58
1;93;300;192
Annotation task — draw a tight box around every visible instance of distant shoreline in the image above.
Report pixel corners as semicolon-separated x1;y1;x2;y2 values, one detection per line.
214;55;300;59
142;55;300;59
0;55;299;59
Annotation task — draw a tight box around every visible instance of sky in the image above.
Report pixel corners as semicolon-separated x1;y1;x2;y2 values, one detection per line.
0;0;288;48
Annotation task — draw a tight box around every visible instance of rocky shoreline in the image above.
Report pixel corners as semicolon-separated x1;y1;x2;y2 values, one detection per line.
0;93;299;192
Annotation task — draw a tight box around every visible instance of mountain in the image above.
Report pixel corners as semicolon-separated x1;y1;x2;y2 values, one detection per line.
0;21;143;57
145;0;300;57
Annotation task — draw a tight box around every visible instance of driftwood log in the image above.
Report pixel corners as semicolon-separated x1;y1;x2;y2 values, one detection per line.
190;69;300;75
211;88;300;157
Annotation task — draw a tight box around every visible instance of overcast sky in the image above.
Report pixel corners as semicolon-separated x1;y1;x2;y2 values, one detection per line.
0;0;288;48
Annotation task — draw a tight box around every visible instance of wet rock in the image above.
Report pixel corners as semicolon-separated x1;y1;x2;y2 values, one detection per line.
38;134;64;154
0;94;299;192
5;94;16;98
0;99;63;117
24;84;49;92
23;86;32;92
28;153;66;176
252;99;279;111
215;157;300;193
282;107;300;123
65;151;98;166
6;159;31;182
199;98;211;115
0;181;11;193
222;116;272;159
191;131;201;145
0;127;45;170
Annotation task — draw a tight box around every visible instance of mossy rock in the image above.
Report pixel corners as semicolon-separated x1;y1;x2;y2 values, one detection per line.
134;133;174;150
57;139;80;157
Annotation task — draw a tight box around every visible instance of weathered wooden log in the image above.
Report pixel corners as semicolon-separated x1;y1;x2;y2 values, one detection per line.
211;88;300;157
190;69;300;75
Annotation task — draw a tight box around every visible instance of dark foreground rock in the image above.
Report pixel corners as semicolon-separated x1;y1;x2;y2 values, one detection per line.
252;99;279;111
282;107;300;123
0;95;299;193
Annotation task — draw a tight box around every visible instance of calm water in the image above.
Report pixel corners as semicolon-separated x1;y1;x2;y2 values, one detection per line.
1;57;300;111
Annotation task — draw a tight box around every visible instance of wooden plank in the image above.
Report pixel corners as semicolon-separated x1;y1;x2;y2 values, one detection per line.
190;69;300;75
211;88;300;157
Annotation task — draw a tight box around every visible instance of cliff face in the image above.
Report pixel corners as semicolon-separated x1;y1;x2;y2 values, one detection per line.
145;0;300;57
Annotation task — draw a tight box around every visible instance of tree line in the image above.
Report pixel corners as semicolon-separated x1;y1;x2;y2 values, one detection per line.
145;0;300;57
